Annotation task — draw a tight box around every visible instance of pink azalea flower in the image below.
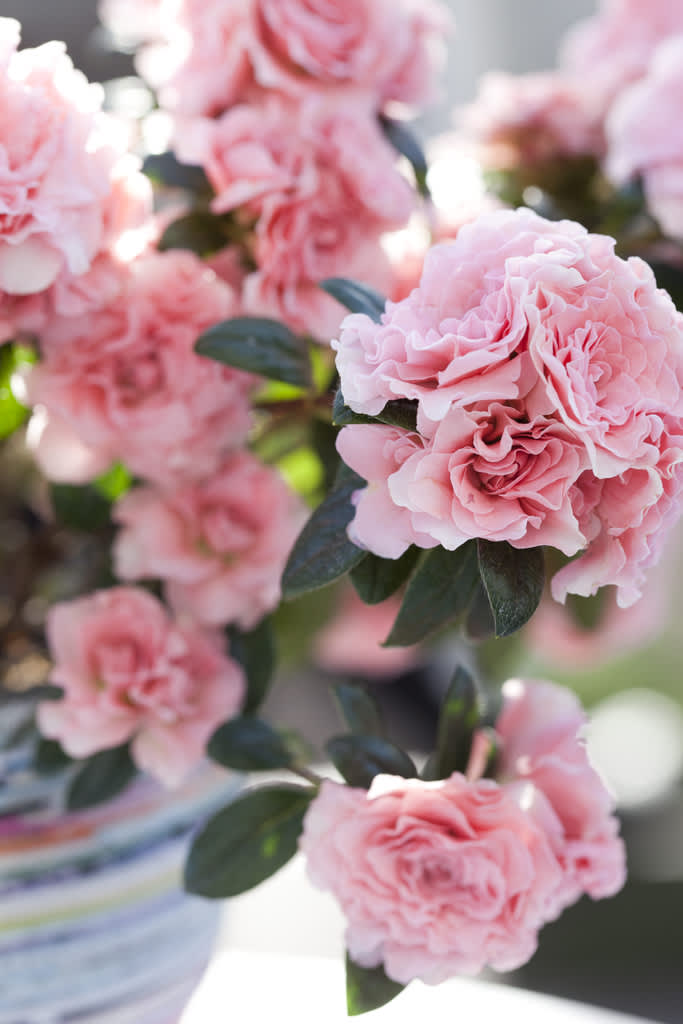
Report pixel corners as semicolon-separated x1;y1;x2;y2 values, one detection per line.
300;773;564;984
606;36;683;239
25;250;255;487
496;679;627;906
0;18;151;323
334;208;683;606
113;453;307;631
37;587;245;787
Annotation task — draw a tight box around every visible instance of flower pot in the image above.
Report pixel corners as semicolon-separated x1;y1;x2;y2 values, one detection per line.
0;705;235;1024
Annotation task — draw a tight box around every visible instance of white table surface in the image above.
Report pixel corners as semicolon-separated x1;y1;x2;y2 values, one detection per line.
180;855;657;1024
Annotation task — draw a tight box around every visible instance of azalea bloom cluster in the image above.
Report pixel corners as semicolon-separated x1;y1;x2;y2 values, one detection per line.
335;206;683;608
128;0;449;337
301;679;625;986
460;0;683;242
0;18;305;787
10;2;683;1009
0;18;151;338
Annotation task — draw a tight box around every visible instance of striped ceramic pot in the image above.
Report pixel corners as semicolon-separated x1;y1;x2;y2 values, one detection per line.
0;704;235;1024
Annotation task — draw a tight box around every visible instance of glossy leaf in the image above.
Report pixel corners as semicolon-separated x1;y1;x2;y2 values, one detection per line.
142;151;211;193
51;482;113;531
208;716;294;772
34;738;73;775
196;317;311;388
281;463;367;599
332;683;384;738
319;278;385;322
157;211;229;256
379;115;430;198
229;617;276;715
184;785;314;898
326;734;417;788
433;666;480;779
477;540;545;637
350;547;419;605
463;580;496;641
384;542;479;647
332;388;375;427
375;400;418;432
66;744;137;811
346;955;405;1016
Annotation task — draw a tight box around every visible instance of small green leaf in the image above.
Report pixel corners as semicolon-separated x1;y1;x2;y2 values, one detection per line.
332;683;384;738
0;342;36;439
196;317;311;388
66;744;137;811
0;343;30;440
350;547;420;605
229;617;276;715
384;542;479;647
326;734;417;788
319;278;386;322
433;666;480;779
93;462;133;501
51;482;113;531
281;463;367;599
477;540;545;637
379;115;430;198
208;717;294;771
142;151;212;193
157;211;229;256
184;785;314;898
34;738;73;775
346;954;405;1016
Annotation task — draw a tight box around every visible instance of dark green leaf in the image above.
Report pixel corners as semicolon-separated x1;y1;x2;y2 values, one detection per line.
463;580;496;641
184;785;314;898
346;954;405;1016
196;317;311;388
319;278;386;322
332;683;384;738
332;388;375;427
477;540;545;637
433;666;480;779
208;717;294;771
384;542;480;647
332;389;418;432
142;151;212;193
34;738;73;775
51;482;113;531
229;617;276;715
420;752;440;782
157;211;229;256
281;463;367;599
326;734;417;788
379;115;430;198
350;547;420;605
375;400;418;432
66;744;137;811
310;418;340;492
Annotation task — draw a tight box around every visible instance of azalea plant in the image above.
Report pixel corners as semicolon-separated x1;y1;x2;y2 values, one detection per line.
1;0;683;1016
